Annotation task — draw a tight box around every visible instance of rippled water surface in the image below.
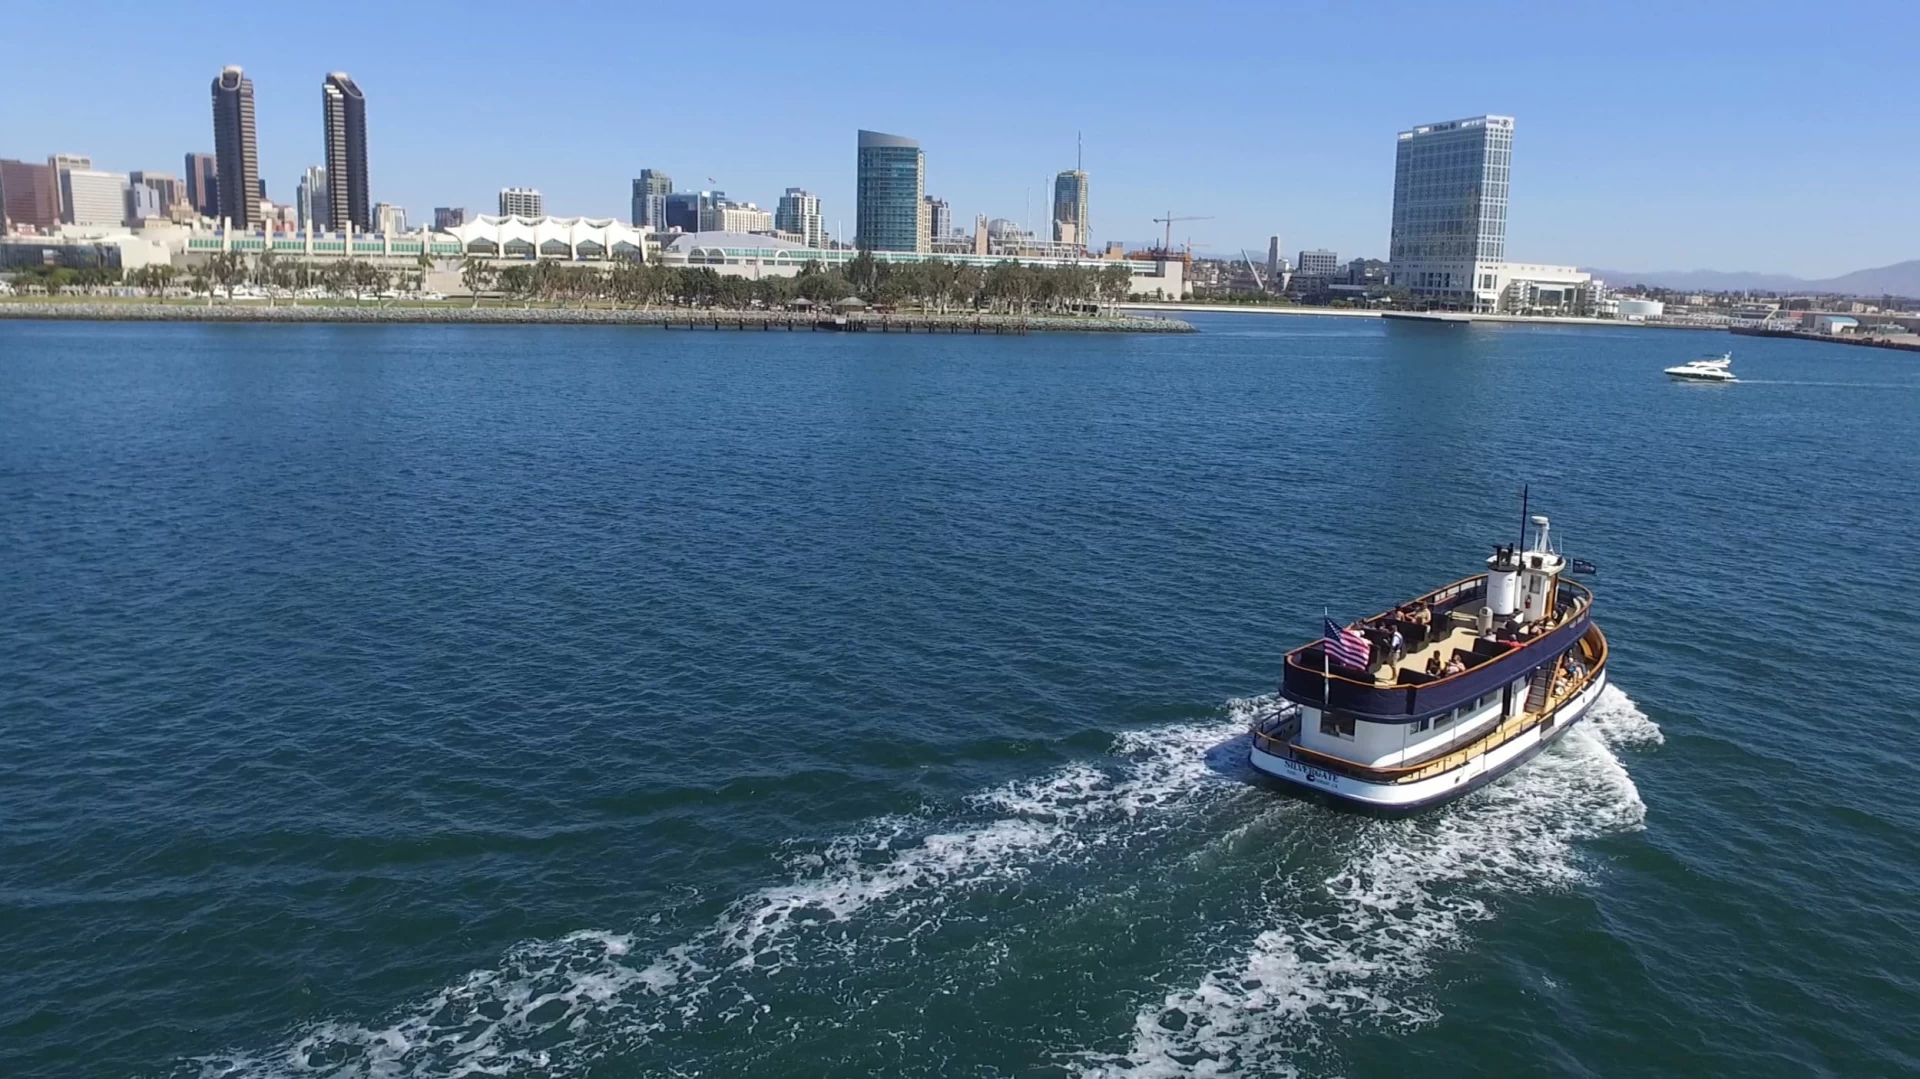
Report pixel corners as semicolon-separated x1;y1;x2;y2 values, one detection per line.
3;315;1917;1077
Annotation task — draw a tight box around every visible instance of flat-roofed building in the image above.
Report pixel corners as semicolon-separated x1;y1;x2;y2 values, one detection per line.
776;188;824;249
59;169;130;227
1;159;60;231
1296;248;1340;277
184;153;218;217
1388;114;1513;311
632;170;671;228
498;188;543;217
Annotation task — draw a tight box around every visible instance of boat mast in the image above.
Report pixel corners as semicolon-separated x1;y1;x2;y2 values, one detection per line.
1518;484;1529;553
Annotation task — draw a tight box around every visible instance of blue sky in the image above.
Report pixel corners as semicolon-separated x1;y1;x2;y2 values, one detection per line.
4;0;1914;277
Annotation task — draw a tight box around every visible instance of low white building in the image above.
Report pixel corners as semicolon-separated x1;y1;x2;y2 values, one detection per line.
1808;314;1858;335
444;214;649;261
1616;297;1664;320
1492;263;1605;316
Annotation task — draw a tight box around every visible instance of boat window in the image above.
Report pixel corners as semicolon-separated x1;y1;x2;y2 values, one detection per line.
1320;712;1356;739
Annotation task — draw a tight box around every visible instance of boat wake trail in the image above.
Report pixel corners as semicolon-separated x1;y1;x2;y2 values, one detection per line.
189;699;1273;1079
1080;684;1661;1078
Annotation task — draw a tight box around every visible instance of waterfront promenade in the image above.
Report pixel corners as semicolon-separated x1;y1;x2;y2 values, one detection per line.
0;300;1192;334
1121;301;1726;332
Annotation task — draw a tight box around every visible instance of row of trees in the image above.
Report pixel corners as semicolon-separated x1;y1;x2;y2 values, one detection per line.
6;264;125;293
456;251;1137;314
188;250;435;303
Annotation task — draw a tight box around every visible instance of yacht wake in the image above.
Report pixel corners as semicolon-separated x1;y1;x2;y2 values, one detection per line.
1081;684;1659;1078
189;698;1271;1079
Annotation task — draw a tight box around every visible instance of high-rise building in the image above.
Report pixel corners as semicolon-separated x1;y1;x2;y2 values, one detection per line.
499;188;543;217
322;73;371;232
1296;248;1339;277
296;166;328;231
125;182;162;223
58;169;129;227
210;66;260;229
1051;169;1088;247
1388;114;1513;311
434;207;467;230
854;129;926;252
46;154;91;223
183;152;218;217
631;170;671;228
712;202;773;233
1266;236;1280;280
1;159;60;231
923;196;951;241
373;202;406;235
665;190;727;232
775;188;824;248
128;169;184;214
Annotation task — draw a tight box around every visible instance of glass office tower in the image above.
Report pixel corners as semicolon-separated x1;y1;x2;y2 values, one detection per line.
1388;114;1512;311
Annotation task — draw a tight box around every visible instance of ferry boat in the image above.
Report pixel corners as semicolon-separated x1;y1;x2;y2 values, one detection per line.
1664;352;1737;382
1249;511;1607;813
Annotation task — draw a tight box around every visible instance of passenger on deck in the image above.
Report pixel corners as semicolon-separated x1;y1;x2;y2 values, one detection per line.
1426;652;1444;676
1388;626;1406;661
1442;656;1466;677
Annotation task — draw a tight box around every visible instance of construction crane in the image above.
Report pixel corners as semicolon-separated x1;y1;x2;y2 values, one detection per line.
1152;212;1212;256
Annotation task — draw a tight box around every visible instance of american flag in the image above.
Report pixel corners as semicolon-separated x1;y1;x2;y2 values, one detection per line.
1323;617;1371;670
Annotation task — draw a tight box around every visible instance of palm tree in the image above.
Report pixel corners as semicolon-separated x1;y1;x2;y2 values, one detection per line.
460;255;492;307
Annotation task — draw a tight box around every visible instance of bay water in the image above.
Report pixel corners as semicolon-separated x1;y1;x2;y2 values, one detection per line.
2;314;1916;1077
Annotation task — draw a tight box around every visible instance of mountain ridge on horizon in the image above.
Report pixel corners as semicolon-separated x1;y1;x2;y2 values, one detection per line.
1579;259;1920;297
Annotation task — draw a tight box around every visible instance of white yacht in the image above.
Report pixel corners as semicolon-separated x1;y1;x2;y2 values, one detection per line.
1664;352;1736;382
1248;509;1607;814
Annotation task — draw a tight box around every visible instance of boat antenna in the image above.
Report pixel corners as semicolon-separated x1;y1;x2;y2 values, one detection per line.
1518;484;1529;551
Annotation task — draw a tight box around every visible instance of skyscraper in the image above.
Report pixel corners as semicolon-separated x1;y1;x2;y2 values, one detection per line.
1387;114;1513;311
184;152;218;217
210;66;259;229
1051;169;1088;247
434;207;467;230
499;188;543;217
1266;236;1280;280
1;159;60;231
46;154;91;223
923;196;950;241
775;188;824;248
296;165;328;231
322;73;370;232
631;170;671;228
854;130;925;253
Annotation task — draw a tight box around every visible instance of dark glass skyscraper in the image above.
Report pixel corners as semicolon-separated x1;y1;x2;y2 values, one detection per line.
183;153;218;218
854;130;925;253
322;73;371;232
210;66;259;230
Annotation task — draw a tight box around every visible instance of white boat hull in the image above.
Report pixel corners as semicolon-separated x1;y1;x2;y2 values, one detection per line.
1249;669;1609;813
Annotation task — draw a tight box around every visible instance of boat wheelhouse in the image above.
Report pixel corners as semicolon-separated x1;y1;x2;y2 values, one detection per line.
1249;513;1608;813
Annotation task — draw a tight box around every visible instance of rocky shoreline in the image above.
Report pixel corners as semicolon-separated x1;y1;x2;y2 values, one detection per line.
0;301;1194;333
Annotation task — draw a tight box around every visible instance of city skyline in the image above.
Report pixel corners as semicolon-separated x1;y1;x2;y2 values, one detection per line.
2;0;1916;275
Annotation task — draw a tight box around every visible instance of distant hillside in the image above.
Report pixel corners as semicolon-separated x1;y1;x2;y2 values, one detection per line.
1584;260;1920;298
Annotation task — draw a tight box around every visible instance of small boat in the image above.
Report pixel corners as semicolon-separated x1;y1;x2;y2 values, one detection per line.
1248;509;1607;814
1664;352;1736;382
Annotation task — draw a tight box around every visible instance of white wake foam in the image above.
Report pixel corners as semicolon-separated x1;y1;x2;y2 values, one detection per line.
194;700;1268;1078
1084;685;1660;1078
